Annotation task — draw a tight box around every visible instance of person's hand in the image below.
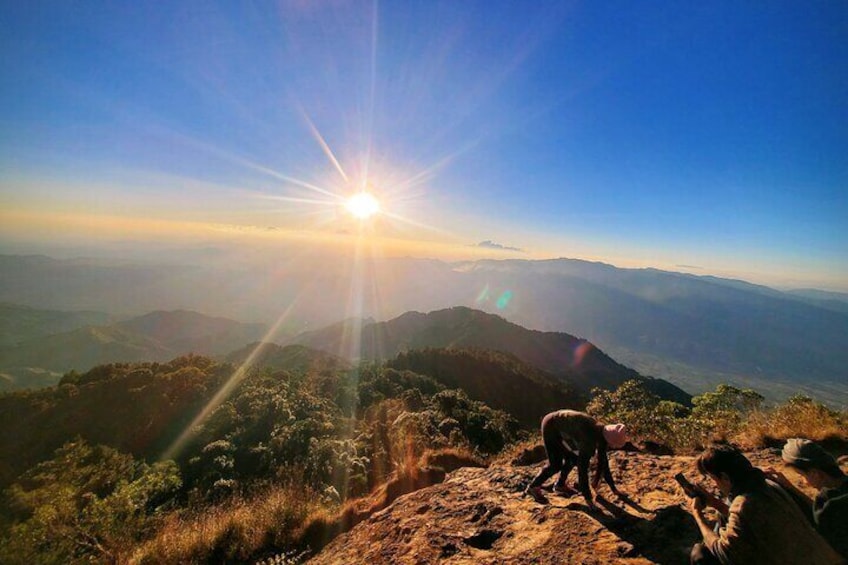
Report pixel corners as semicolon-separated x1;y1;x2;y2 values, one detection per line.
688;494;705;515
764;467;791;489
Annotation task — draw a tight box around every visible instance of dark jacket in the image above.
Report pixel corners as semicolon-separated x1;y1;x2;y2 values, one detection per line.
814;477;848;559
539;410;615;499
541;410;605;456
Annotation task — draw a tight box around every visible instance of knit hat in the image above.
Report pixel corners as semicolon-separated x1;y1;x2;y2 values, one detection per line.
603;423;628;449
781;438;837;470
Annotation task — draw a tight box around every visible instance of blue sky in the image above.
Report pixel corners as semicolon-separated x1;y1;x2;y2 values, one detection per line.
1;2;846;289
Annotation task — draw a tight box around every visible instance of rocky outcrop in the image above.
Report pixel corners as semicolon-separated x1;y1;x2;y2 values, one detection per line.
309;450;820;564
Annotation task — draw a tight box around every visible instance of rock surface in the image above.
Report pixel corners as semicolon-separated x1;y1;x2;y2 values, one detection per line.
309;450;817;564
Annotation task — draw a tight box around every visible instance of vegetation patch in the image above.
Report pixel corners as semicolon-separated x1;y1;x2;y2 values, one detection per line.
0;351;845;563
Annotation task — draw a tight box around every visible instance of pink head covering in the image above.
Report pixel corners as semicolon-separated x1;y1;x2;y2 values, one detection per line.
603;423;628;449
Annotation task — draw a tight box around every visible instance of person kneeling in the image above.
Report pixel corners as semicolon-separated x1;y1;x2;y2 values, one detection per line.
685;444;842;565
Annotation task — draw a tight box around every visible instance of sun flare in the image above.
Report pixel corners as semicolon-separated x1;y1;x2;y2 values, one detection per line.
345;192;380;219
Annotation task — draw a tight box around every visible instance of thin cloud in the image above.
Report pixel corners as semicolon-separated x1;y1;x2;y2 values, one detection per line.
676;264;702;269
474;240;524;252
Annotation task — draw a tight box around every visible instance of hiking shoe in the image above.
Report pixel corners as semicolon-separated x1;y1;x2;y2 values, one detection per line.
525;485;548;504
553;483;576;496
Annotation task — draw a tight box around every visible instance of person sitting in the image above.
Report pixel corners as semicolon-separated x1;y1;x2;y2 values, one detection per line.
765;438;848;559
524;409;627;508
685;444;842;565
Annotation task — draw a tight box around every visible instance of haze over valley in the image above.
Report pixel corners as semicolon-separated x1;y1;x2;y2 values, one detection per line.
2;253;846;404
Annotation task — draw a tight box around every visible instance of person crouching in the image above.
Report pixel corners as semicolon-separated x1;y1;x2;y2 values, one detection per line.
524;409;628;509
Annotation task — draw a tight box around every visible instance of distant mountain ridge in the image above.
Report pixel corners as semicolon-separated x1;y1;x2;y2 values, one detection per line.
0;303;112;347
0;309;266;390
785;288;848;314
457;259;848;401
113;310;266;357
1;254;846;402
289;306;690;405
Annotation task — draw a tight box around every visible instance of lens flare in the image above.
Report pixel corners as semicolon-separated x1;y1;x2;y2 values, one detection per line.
496;290;513;309
345;192;380;219
573;341;594;367
476;283;490;303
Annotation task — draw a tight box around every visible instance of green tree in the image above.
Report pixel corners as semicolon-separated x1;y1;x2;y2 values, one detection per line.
690;384;764;439
587;379;685;443
0;439;180;564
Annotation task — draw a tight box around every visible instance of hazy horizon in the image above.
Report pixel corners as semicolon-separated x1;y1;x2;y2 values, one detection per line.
1;237;846;295
2;2;847;293
3;249;848;407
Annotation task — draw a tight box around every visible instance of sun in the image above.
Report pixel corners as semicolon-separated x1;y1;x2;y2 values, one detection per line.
345;191;380;219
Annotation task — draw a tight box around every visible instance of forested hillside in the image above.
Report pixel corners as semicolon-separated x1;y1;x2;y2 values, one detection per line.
0;344;846;563
224;342;351;374
0;346;535;562
386;348;583;426
0;345;581;492
291;306;691;405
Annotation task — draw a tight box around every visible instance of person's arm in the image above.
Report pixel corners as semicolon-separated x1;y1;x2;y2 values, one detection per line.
577;451;594;508
593;444;619;494
703;495;755;565
764;468;813;507
689;496;720;547
814;499;845;554
591;443;603;489
696;487;729;515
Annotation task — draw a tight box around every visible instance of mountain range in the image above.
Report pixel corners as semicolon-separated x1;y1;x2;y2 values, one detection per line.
288;306;689;404
0;303;113;348
1;253;846;402
0;306;688;407
0;309;265;391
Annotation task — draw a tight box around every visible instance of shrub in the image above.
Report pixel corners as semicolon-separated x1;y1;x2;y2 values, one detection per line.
737;394;847;448
303;438;369;499
690;384;763;440
588;381;847;453
0;439;181;565
587;380;685;447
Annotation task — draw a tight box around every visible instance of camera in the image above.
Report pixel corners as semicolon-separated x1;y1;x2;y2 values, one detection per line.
674;472;703;501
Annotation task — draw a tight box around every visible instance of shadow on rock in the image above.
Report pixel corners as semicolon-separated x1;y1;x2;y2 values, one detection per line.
613;491;653;514
577;499;699;565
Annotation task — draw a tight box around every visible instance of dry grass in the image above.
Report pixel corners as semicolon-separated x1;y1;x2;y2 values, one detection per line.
735;401;848;450
420;446;486;471
128;484;323;565
493;438;546;466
